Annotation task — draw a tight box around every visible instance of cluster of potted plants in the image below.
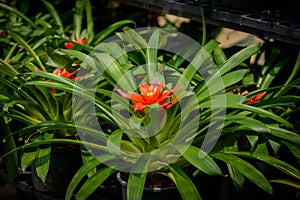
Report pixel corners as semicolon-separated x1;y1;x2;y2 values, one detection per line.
0;0;299;200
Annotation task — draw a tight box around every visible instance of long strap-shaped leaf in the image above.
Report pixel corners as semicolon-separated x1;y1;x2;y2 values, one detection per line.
225;151;300;180
177;40;219;89
41;0;64;36
270;179;300;189
260;56;290;90
212;152;273;194
35;133;53;183
76;166;117;200
0;59;18;76
0;3;37;28
217;42;260;77
197;42;260;96
94;52;136;91
146;29;159;82
168;164;202;200
7;30;45;70
0;117;18;180
235;104;293;129
92;19;136;45
65;154;115;200
177;145;222;176
274;50;300;97
84;0;94;42
0;138;108;160
74;0;84;40
21;146;38;172
127;154;151;200
197;69;248;100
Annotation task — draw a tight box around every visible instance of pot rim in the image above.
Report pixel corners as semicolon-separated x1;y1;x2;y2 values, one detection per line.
116;171;178;192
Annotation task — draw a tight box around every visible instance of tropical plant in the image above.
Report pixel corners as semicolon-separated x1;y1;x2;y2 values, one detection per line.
0;1;299;200
0;0;135;189
25;25;300;200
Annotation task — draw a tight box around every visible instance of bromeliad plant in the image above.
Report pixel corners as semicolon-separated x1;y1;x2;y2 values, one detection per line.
0;1;299;199
0;0;135;187
28;27;300;200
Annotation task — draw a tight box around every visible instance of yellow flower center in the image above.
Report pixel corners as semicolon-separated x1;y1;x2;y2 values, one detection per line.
147;87;154;96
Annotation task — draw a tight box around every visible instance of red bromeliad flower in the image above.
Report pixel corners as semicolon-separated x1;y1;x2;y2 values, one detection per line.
237;90;266;105
52;68;81;80
245;91;266;105
35;67;81;92
117;81;183;113
64;37;87;49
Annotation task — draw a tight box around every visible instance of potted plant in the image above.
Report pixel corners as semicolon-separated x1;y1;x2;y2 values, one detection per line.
29;25;300;200
1;1;299;199
0;0;135;197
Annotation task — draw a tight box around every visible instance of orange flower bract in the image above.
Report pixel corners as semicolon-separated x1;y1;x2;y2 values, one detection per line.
35;67;81;93
117;82;182;112
64;37;87;49
236;90;266;105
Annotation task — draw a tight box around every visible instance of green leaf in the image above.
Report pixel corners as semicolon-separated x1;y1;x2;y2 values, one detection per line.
235;104;293;129
94;52;135;90
242;73;255;85
146;29;159;82
35;133;53;184
66;158;100;200
225;115;271;133
79;147;96;177
282;141;300;160
247;135;259;150
41;0;64;35
199;93;247;108
198;69;249;98
227;165;245;193
260;57;290;90
0;59;18;77
0;3;37;28
267;126;300;145
65;154;115;200
168;164;202;200
95;42;129;66
1;117;18;180
177;40;219;88
213;45;227;65
177;145;222;176
76;167;116;200
274;51;300;97
7;30;45;70
92;20;136;45
212;152;273;194
84;0;94;42
46;48;73;69
127;154;152;200
35;145;51;183
107;129;123;155
74;0;84;40
257;47;281;87
21;146;38;172
254;142;269;155
219;42;260;76
270;179;300;189
116;28;147;52
226;151;300;180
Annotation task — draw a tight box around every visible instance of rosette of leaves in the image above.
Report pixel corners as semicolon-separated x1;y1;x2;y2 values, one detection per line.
28;27;300;200
0;0;135;186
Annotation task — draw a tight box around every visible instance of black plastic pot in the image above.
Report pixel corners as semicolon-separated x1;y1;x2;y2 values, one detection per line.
117;172;182;200
31;145;82;198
